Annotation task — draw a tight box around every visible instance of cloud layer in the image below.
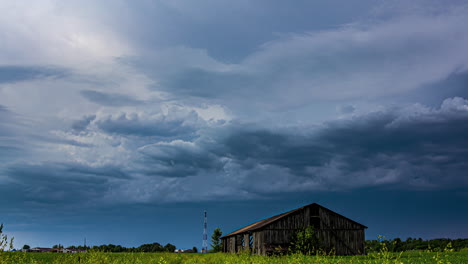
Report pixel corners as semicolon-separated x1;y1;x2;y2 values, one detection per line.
3;97;468;206
1;0;468;208
129;4;468;112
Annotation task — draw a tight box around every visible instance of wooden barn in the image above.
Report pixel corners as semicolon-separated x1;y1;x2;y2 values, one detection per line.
221;203;367;255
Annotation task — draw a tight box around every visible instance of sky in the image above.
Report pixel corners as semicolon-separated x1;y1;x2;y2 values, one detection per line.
1;0;468;250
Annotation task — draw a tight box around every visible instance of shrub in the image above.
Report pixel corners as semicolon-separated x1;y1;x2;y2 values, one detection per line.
289;226;320;255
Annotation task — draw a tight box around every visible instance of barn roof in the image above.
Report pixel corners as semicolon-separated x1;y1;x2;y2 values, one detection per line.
221;203;367;238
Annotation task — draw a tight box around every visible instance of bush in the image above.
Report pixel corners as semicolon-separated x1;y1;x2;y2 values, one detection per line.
289;226;320;255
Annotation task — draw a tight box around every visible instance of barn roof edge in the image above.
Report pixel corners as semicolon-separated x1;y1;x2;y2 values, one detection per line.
221;202;367;238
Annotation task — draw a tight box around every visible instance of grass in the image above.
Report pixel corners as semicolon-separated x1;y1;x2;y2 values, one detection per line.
1;251;467;264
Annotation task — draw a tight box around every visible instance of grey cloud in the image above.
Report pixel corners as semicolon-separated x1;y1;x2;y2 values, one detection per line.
93;110;204;138
72;115;96;131
0;65;68;83
161;68;253;98
0;105;14;134
5;97;467;204
38;136;93;148
0;145;23;162
0;105;9;112
395;71;468;107
217;129;331;174
133;97;468;193
130;6;468;110
0;105;27;160
103;0;379;62
4;162;129;205
80;90;143;107
339;105;356;114
137;141;225;177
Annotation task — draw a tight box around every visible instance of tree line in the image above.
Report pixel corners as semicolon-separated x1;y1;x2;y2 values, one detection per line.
91;242;177;253
366;237;468;252
21;243;184;253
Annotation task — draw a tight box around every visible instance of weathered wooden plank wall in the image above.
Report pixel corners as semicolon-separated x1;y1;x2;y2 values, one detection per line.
222;204;365;255
316;206;365;255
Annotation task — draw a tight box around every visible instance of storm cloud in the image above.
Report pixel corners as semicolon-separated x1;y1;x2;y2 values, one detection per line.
80;90;144;107
5;97;465;206
0;65;67;84
124;97;468;196
1;0;468;248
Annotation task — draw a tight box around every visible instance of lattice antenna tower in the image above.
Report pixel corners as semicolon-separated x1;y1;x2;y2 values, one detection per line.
202;210;208;253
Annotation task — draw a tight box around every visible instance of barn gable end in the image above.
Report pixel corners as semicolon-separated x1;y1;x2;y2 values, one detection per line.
221;203;367;255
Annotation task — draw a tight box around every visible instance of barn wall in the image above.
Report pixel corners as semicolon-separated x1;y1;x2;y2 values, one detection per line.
259;205;365;255
266;209;309;230
317;207;365;255
223;204;365;256
257;209;308;254
223;236;237;253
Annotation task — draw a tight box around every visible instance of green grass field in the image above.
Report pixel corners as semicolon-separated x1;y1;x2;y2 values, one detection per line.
1;251;467;264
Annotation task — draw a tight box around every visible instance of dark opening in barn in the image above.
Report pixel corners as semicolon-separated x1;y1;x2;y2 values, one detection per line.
221;203;367;255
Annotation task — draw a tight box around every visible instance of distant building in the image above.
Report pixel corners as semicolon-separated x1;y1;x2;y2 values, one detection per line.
29;248;57;253
61;248;87;253
221;203;367;255
175;249;195;253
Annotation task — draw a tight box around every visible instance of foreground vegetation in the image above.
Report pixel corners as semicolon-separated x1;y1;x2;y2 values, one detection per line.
2;224;468;263
1;250;467;264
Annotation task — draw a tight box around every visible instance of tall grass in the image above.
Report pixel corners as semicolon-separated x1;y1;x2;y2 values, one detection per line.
1;250;466;264
1;229;465;264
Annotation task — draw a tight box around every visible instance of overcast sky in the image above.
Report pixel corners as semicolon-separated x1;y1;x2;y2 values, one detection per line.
1;0;468;249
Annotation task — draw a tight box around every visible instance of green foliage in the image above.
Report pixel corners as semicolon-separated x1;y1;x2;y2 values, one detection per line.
0;224;14;252
21;245;30;250
87;242;176;253
289;226;320;255
192;246;198;253
163;243;176;253
210;228;222;253
1;251;468;264
366;237;468;253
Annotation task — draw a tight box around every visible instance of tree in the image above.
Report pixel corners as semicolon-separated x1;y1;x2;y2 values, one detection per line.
138;242;166;252
192;246;198;253
164;243;176;252
210;227;222;252
22;245;30;250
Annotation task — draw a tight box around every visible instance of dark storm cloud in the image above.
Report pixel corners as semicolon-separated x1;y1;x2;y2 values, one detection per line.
161;68;253;98
93;110;204;138
0;145;23;162
0;105;12;130
4;162;129;204
5;97;466;205
71;115;96;131
0;105;26;160
80;90;143;107
138;141;225;177
126;6;468;109
31;135;93;148
134;98;468;191
398;71;468;107
0;65;68;83
339;105;356;114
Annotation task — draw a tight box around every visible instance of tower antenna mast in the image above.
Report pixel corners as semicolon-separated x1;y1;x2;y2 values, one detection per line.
203;210;208;253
